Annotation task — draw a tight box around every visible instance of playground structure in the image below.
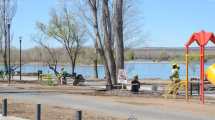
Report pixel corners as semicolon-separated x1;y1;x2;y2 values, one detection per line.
185;31;215;104
206;64;215;85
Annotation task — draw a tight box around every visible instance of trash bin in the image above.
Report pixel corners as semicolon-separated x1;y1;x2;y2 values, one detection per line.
38;70;42;80
152;84;158;91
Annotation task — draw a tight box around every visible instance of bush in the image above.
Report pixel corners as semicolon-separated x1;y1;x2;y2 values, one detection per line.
45;79;54;86
41;79;54;86
40;74;54;86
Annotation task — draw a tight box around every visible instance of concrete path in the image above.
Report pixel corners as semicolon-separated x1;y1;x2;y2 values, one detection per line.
0;114;28;120
0;92;214;120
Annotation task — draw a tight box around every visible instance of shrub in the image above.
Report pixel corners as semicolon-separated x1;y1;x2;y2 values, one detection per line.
41;74;54;86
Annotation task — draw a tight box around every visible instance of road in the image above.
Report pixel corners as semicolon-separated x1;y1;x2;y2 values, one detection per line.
0;90;214;120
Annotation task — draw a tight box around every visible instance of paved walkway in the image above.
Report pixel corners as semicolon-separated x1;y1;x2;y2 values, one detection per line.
0;92;214;120
0;114;28;120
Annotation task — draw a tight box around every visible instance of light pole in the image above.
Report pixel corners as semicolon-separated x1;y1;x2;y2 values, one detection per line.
7;23;11;84
19;36;22;81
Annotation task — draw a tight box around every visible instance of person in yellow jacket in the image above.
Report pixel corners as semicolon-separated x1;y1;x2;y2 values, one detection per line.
170;64;180;82
165;63;181;97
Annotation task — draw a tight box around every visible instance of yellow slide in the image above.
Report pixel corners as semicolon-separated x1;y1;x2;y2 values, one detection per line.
206;64;215;85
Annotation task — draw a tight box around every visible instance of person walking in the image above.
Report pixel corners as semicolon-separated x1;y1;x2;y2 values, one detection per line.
170;64;180;82
165;63;181;97
60;67;67;85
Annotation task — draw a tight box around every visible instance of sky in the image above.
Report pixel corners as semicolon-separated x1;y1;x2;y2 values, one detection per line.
11;0;215;49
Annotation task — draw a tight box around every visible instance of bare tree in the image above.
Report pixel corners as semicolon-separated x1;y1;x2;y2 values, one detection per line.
88;0;126;85
0;0;17;76
88;0;112;85
37;8;84;75
102;0;117;84
89;0;125;85
0;19;3;55
33;35;59;75
61;0;127;86
123;0;145;48
68;0;100;79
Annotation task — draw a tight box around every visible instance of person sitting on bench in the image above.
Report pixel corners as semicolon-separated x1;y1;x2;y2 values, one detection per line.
131;75;141;93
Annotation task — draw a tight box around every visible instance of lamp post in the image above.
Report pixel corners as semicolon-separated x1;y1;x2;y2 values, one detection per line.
7;23;11;84
19;36;22;81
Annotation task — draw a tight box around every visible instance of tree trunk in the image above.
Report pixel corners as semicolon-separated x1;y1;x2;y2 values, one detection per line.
3;31;8;74
93;42;98;79
93;59;98;78
88;0;112;86
102;0;117;85
104;63;111;83
113;0;124;75
48;65;59;76
3;0;8;74
93;57;98;79
72;61;76;75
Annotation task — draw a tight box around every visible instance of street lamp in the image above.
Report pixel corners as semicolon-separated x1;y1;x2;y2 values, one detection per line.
7;23;11;84
19;36;22;81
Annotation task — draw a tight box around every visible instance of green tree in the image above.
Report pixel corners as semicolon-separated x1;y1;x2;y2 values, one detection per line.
37;8;85;74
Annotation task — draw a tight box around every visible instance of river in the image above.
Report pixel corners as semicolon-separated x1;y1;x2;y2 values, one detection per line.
0;61;212;80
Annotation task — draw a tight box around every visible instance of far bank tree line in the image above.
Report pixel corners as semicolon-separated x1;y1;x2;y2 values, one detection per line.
0;47;135;64
133;48;215;62
2;47;215;66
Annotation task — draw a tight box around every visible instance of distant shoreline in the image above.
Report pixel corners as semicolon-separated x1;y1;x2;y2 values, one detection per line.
125;61;185;64
0;61;187;67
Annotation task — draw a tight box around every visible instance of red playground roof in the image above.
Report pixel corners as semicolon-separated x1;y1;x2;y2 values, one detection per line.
185;31;215;47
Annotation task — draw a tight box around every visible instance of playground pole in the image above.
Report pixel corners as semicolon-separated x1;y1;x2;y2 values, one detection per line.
200;46;202;102
185;47;189;101
200;45;205;104
202;46;205;104
19;37;22;81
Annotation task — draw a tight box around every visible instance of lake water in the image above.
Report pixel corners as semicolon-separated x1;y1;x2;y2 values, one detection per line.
0;62;214;80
